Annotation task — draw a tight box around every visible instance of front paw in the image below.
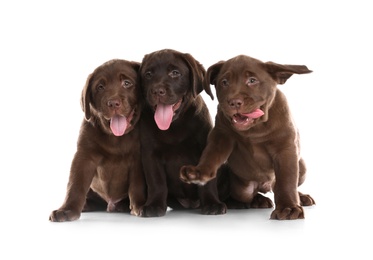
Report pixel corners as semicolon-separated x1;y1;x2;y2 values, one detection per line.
180;165;213;185
139;205;167;217
49;209;81;222
270;205;304;220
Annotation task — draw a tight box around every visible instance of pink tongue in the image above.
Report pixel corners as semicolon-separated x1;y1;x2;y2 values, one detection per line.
242;109;264;119
110;115;128;136
154;103;173;130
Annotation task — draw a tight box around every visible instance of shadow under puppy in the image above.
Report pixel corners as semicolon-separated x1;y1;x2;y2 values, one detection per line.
139;49;226;217
180;55;316;220
49;59;146;222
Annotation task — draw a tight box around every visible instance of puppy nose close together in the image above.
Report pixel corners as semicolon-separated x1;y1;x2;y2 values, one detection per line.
229;99;243;109
107;99;121;109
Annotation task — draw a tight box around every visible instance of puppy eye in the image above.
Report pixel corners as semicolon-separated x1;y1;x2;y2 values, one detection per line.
144;71;152;79
247;77;258;86
169;70;181;78
97;84;105;91
221;79;229;87
122;80;133;88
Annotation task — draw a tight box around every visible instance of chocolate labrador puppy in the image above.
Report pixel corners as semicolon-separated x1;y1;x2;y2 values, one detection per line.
180;55;315;220
139;49;226;217
49;59;146;222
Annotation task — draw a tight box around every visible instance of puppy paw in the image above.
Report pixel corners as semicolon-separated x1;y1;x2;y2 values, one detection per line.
270;205;304;220
130;207;142;217
49;209;81;222
250;194;274;208
299;192;316;206
180;165;214;185
139;205;167;217
201;202;227;215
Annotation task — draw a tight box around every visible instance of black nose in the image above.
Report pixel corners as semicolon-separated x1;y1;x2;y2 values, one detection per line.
229;99;243;109
151;87;166;96
107;99;121;109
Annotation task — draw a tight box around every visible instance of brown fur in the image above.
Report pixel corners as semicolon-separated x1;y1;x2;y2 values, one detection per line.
180;55;315;220
139;49;226;217
49;59;146;222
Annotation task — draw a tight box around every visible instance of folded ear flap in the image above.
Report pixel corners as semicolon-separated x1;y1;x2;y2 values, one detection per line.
81;73;93;121
204;61;225;101
206;61;225;88
181;53;214;100
264;61;312;84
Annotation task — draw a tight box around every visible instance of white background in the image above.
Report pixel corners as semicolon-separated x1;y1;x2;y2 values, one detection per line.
1;0;372;259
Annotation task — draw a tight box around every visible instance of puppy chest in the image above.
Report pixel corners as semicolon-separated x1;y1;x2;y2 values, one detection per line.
91;163;130;198
228;144;274;179
95;160;131;183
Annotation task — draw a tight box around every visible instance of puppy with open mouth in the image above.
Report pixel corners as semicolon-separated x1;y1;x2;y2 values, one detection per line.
49;59;146;221
139;49;227;217
180;55;315;220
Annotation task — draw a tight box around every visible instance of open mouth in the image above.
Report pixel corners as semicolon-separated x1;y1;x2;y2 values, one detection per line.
232;108;264;127
109;109;135;136
154;98;183;130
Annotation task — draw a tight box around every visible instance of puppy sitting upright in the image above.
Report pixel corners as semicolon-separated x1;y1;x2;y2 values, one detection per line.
49;59;146;222
139;49;226;217
180;55;315;220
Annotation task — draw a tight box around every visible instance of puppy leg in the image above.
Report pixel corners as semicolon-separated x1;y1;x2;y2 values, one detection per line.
199;178;227;215
140;163;168;217
128;160;147;216
49;155;96;222
180;129;235;185
298;158;316;206
270;152;304;220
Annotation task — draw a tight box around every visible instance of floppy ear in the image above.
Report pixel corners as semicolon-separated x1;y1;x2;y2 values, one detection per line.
181;53;214;100
264;61;312;84
81;73;93;121
205;61;225;89
203;61;225;102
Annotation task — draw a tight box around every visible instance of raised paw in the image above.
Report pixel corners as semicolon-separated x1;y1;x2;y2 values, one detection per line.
180;165;204;184
270;205;304;220
49;209;81;222
180;165;214;185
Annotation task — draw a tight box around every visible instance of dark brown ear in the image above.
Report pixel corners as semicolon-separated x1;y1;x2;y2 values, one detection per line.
205;61;225;89
264;61;312;84
81;73;93;121
181;53;213;100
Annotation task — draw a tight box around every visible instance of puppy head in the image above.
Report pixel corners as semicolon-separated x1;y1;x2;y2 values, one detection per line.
206;55;312;131
81;59;141;136
139;49;213;130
